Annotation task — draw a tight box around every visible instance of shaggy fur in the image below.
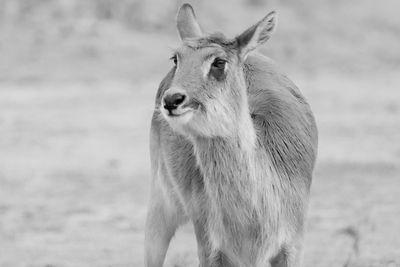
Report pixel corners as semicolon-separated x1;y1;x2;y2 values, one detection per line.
145;4;317;267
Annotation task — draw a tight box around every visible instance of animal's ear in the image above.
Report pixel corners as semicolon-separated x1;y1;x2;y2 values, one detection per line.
236;11;277;59
176;3;202;40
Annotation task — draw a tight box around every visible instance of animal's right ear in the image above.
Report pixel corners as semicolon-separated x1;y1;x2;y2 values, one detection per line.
176;3;202;40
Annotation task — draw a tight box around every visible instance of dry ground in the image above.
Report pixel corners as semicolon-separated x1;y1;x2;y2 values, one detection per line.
0;0;399;266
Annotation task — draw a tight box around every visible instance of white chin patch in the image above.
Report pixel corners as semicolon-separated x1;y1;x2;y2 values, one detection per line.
161;108;194;131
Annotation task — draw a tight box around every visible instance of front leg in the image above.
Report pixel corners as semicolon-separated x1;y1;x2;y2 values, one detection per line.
270;238;304;267
193;217;215;267
145;187;186;267
193;218;237;267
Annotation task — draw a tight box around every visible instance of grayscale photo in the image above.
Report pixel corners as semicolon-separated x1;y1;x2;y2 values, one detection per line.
0;0;399;267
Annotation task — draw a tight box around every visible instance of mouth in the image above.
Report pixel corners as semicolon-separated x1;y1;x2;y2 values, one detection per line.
166;109;193;117
160;106;195;122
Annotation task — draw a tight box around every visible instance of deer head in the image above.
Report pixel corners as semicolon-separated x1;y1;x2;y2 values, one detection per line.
161;3;277;139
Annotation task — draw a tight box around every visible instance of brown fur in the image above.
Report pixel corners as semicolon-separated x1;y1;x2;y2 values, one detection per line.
145;4;317;267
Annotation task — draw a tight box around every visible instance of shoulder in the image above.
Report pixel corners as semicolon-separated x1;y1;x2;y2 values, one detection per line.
245;52;318;179
244;52;313;125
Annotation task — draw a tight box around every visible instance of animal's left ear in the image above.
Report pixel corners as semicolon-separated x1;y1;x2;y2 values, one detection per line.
236;11;277;59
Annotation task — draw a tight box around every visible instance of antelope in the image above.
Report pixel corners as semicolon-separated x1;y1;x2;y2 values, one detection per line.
145;3;318;267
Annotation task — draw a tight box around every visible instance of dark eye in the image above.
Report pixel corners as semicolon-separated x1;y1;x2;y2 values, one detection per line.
211;58;226;70
170;55;177;65
209;58;227;81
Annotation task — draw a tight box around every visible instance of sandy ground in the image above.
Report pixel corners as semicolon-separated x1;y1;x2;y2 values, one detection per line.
0;0;399;266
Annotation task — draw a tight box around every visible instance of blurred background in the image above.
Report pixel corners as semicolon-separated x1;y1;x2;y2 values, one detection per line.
0;0;399;266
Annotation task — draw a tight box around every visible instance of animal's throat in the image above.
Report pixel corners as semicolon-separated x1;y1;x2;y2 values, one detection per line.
192;136;267;250
193;137;257;209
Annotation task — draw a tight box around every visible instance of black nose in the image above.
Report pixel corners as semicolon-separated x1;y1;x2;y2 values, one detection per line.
163;93;186;112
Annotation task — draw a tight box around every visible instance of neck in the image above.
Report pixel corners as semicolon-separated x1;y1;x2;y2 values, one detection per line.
192;111;256;177
190;119;265;249
191;113;258;216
